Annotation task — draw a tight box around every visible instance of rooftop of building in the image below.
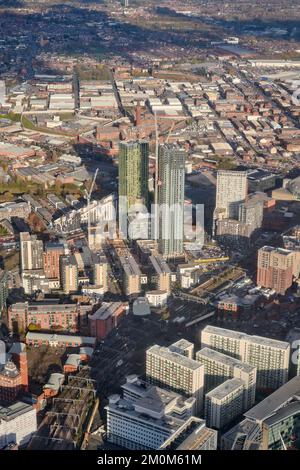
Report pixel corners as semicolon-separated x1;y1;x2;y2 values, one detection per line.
91;252;107;264
0;361;19;379
44;373;65;391
247;168;276;180
244;376;300;423
122;375;195;411
0;401;34;422
119;255;142;277
196;347;256;374
44;242;65;251
259;246;293;256
12;302;78;313
135;386;179;414
171;339;194;352
176;425;216;450
106;395;184;432
146;289;168;296
107;377;195;431
64;354;81;368
222;418;261;450
147;344;203;371
202;325;290;350
160;417;215;450
119;140;149;148
133;297;151;316
264;400;300;427
26;332;96;346
149;254;171;275
89;302;124;321
217;169;248;177
202;325;248;341
206;378;244;401
247;335;290;350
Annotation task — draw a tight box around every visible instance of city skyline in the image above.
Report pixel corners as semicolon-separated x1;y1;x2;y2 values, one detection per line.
0;0;300;459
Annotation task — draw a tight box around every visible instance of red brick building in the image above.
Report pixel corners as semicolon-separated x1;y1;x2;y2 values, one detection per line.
257;246;294;295
8;302;80;333
43;242;65;280
89;302;127;340
0;343;28;404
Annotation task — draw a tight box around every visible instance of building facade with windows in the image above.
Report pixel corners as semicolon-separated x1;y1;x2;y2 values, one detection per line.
205;378;245;430
146;344;204;414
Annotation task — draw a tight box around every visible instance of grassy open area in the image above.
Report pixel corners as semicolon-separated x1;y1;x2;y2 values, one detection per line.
153;70;202;82
0;178;43;196
1;112;73;137
0;112;21;122
21;115;75;137
27;345;65;394
0;175;84;201
75;64;110;81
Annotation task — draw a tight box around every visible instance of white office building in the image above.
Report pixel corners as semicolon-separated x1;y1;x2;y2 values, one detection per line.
0;402;37;449
106;375;195;449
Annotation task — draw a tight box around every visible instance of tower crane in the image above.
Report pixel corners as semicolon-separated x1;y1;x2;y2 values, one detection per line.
165;121;175;144
85;168;99;248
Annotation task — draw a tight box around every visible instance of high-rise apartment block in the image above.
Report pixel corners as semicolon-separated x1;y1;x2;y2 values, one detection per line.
257;246;295;295
20;232;43;271
119;255;142;297
157;145;186;258
243;335;290;391
92;252;108;292
60;255;78;294
170;339;194;360
201;326;290;391
201;325;247;360
196;347;256;410
238;198;264;229
146;343;204;413
205;378;245;430
149;254;172;294
118;140;149;211
215;170;248;220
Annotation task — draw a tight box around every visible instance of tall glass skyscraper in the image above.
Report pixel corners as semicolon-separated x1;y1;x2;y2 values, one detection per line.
157;144;186;258
118;141;149;238
118;141;149;209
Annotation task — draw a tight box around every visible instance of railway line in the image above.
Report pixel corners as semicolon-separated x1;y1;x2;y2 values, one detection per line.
28;366;96;450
